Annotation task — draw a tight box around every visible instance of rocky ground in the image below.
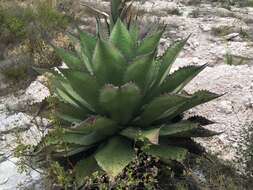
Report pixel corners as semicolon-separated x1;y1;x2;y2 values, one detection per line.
1;0;253;189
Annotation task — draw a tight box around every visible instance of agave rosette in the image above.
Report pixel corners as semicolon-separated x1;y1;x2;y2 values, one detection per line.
34;0;221;185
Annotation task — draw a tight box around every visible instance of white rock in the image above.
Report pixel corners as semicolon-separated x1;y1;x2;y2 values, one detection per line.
0;158;42;190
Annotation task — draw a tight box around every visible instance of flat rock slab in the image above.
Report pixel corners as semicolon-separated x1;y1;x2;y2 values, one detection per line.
0;158;41;190
184;64;253;172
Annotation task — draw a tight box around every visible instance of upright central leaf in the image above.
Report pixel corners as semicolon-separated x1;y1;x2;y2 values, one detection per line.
93;39;127;85
99;83;141;124
110;19;134;59
124;52;155;91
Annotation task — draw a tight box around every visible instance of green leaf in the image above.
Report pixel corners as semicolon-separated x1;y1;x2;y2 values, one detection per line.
143;145;187;163
137;30;163;56
120;127;160;144
160;121;199;137
160;65;206;94
177;127;222;137
187;115;215;126
129;23;140;43
110;19;134;58
62;117;119;146
55;102;90;124
52;76;90;110
156;36;189;85
165;90;221;120
124;52;154;91
74;156;101;186
99;83;141;124
95;136;135;178
60;70;100;111
159;138;205;155
53;145;94;158
140;94;189;125
93;39;127;85
79;30;97;62
54;48;84;70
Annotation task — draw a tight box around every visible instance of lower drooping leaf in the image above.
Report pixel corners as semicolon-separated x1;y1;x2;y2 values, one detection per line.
95;136;135;178
140;94;189;125
143;145;187;163
62;117;119;146
160;138;205;155
74;156;101;186
53;75;93;111
99;83;141;124
160;121;199;137
158;90;221;121
120;127;160;144
60;70;101;111
187;115;215;126
53;145;94;158
54;48;84;70
178;127;222;137
55;102;90;124
160;121;220;138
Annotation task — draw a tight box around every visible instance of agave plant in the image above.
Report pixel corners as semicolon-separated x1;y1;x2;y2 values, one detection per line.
34;0;221;186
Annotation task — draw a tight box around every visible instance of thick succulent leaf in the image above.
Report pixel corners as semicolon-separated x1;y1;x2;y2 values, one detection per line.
137;30;163;56
65;119;95;135
160;137;205;155
120;127;160;144
160;120;219;137
62;117;119;146
140;94;189;125
175;127;222;137
143;145;187;163
155;36;190;86
54;87;80;109
74;156;101;186
54;48;84;70
95;136;135;178
110;19;134;58
79;30;97;74
55;102;90;124
99;83;141;124
129;23;140;43
79;29;97;61
160;121;199;137
160;65;206;94
60;70;100;111
53;145;94;158
93;39;127;85
124;52;154;91
80;51;93;75
187;115;215;126
53;76;91;110
164;90;221;120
